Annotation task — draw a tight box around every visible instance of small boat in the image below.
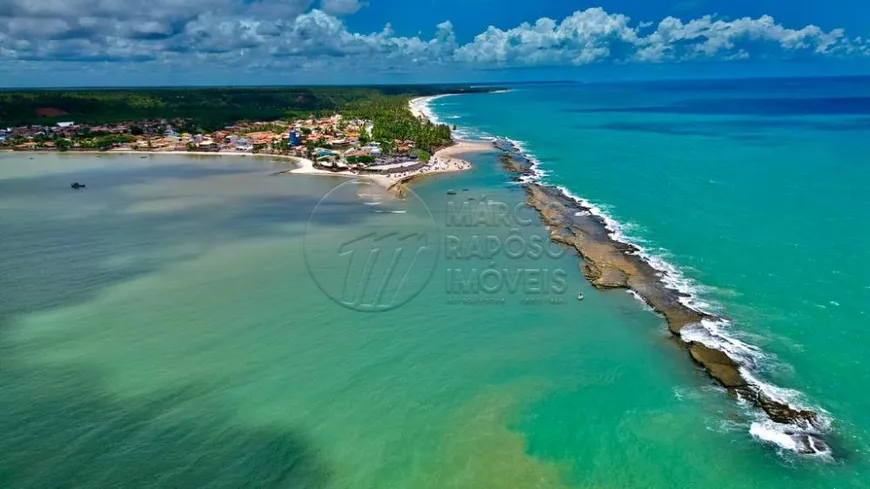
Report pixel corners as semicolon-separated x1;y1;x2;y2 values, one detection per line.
462;188;469;192
140;156;147;159
70;182;86;189
577;293;584;301
446;190;457;195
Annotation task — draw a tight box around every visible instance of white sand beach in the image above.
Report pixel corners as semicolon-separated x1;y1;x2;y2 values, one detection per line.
409;95;452;123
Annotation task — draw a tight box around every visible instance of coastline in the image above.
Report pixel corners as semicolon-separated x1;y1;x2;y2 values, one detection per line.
408;83;834;457
489;138;833;457
4;140;486;192
6;148;310;163
409;95;454;123
2;94;483;194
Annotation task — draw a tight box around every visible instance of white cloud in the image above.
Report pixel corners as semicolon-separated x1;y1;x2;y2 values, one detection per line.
455;9;639;66
320;0;367;16
635;14;846;62
0;5;866;83
455;8;852;66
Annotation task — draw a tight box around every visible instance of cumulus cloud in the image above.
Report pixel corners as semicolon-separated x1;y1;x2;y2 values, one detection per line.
0;4;866;83
320;0;367;16
455;8;639;65
455;8;851;66
635;14;846;62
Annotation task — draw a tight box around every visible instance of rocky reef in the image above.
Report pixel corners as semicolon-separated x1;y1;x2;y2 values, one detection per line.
494;141;832;456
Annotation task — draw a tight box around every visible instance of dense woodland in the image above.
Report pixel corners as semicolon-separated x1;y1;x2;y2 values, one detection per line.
0;85;493;152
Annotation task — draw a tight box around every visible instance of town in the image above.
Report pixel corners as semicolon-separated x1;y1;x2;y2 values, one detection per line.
0;114;443;176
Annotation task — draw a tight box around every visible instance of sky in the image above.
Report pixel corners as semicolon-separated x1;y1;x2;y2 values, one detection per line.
1;0;870;87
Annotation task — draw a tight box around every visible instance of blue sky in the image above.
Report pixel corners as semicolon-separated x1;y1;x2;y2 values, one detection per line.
1;0;869;86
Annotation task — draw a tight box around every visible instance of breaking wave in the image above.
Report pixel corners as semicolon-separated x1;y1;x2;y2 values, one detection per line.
417;92;834;458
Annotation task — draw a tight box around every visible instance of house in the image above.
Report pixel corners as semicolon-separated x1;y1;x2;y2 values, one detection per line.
361;142;382;156
164;128;178;138
288;130;302;147
56;121;75;129
394;139;415;153
198;140;218;151
236;138;252;151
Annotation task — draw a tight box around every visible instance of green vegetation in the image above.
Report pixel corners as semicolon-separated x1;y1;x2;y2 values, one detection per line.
344;96;452;153
412;149;431;162
346;155;376;165
0;85;494;133
5;130;136;151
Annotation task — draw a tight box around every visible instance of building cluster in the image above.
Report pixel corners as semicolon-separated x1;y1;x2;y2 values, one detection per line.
0;114;426;173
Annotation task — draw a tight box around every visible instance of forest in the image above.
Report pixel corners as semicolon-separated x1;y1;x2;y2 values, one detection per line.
0;85;493;131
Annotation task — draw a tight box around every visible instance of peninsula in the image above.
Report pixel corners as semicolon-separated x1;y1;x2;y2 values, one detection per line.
0;85;499;188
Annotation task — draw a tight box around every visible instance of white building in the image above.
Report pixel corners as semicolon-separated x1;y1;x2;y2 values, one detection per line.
236;138;252;151
361;142;382;156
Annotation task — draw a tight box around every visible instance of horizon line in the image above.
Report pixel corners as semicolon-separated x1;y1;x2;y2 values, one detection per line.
3;73;870;91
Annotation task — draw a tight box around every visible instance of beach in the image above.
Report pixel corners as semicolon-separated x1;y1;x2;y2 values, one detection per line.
287;97;492;191
409;95;452;122
286;139;490;191
4;140;486;192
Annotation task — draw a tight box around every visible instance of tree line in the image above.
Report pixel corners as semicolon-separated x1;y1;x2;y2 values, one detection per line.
0;85;496;132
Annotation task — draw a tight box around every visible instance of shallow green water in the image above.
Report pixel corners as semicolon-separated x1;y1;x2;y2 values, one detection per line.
1;148;867;488
430;78;870;485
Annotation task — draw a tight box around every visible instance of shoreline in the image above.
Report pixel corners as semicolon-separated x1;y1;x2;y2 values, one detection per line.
409;95;454;123
5;148;309;163
3;141;489;193
388;140;491;196
1;94;490;193
410;87;834;456
490;138;833;457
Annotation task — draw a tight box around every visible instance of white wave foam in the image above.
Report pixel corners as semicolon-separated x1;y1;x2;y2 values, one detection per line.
495;138;548;183
749;418;832;458
409;94;455;125
750;420;801;452
627;290;655;312
497;139;830;457
681;319;764;368
423;92;832;457
740;368;831;430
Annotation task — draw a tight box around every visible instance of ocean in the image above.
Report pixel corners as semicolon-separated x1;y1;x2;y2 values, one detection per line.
1;76;869;488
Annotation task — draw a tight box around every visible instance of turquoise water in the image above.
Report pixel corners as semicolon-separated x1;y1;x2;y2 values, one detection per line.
2;76;870;489
430;77;870;482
